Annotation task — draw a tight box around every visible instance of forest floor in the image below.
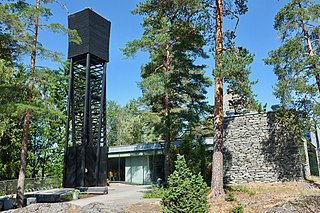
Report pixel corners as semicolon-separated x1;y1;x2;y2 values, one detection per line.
209;177;320;213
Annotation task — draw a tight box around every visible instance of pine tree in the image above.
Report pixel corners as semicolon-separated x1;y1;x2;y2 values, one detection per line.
161;154;209;213
123;0;211;182
0;0;78;206
265;0;320;124
0;60;24;180
264;0;319;179
204;0;258;197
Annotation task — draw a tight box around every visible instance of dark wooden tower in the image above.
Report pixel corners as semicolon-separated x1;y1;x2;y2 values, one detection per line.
63;8;111;188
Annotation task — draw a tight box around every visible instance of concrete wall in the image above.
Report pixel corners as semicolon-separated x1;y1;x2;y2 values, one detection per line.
223;112;304;183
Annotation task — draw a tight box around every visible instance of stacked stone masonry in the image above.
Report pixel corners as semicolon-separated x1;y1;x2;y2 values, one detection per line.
223;112;303;184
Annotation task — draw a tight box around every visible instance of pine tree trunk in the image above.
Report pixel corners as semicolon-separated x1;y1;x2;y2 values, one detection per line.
16;0;40;207
164;42;171;183
16;112;30;207
209;0;225;198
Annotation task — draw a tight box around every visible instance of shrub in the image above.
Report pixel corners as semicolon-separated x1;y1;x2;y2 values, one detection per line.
230;203;244;213
161;154;209;213
60;192;73;201
144;186;165;198
225;192;235;201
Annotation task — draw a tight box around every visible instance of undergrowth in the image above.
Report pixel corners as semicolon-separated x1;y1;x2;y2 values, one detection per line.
143;186;165;198
228;184;256;195
230;203;244;213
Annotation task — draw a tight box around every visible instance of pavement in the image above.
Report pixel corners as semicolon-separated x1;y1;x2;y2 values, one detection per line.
67;183;161;212
4;183;161;212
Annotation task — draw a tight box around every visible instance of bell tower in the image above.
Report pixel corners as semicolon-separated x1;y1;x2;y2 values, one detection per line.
63;8;111;187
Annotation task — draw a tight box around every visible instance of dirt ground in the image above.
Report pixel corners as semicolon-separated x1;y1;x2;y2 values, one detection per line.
126;178;320;213
209;178;320;213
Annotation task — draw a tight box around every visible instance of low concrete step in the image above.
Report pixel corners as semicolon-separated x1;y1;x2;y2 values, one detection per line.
76;187;108;194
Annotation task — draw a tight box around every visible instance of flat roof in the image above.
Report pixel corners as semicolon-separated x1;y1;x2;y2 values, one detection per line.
108;137;214;154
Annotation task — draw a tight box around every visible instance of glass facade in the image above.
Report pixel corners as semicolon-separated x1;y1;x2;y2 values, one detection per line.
107;157;125;181
107;153;165;184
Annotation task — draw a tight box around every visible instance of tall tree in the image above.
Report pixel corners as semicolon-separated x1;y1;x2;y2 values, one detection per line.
16;0;41;206
265;0;319;180
123;0;212;182
265;0;320;122
28;66;68;178
0;60;24;180
0;0;78;206
0;2;28;181
106;100;158;146
204;0;258;197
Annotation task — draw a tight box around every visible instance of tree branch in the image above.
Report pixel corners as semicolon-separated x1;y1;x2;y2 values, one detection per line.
154;64;164;73
223;9;240;34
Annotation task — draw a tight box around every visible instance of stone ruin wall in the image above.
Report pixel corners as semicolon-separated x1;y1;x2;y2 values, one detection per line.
223;112;304;184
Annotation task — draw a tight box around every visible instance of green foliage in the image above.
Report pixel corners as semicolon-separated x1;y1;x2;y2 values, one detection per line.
274;108;304;141
0;59;68;179
60;192;73;201
0;0;72;180
27;65;68;178
265;0;320;130
161;154;209;213
123;0;212;142
0;59;25;180
230;204;244;213
225;193;236;201
144;186;166;199
229;184;256;196
213;47;260;111
178;136;211;184
106;100;158;146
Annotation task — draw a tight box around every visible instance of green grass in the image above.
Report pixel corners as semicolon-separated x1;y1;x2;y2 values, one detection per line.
228;184;256;196
143;186;166;199
230;203;244;213
225;192;236;201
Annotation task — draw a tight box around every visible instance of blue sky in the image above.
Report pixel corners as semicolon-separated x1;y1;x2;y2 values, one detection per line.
37;0;287;109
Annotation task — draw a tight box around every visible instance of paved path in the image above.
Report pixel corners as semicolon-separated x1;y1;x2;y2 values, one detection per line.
68;183;158;209
68;183;160;212
5;183;161;212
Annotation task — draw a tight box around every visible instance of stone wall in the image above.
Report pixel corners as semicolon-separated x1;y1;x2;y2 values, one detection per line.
223;112;304;184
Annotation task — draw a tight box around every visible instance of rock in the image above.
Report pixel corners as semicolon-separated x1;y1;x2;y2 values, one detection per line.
4;203;80;213
264;194;320;213
3;202;126;213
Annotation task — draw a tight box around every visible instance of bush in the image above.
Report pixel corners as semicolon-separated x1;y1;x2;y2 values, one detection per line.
60;192;73;201
225;193;235;201
161;154;209;213
144;186;166;198
230;204;244;213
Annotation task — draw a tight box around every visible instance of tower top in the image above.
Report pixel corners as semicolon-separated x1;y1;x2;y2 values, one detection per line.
68;8;111;63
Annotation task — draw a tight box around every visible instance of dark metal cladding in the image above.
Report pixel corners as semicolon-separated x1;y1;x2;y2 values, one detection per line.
63;8;109;188
68;8;111;62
